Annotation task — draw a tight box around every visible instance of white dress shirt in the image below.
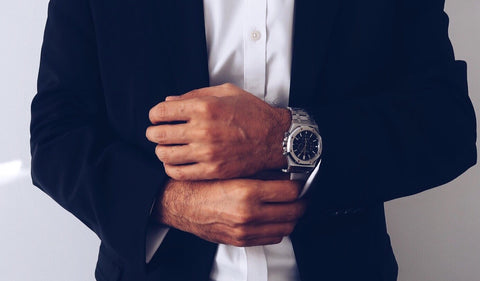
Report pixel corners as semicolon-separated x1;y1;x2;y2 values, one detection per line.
146;1;319;280
204;0;299;280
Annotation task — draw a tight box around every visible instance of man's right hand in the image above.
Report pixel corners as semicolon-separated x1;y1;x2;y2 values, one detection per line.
152;178;306;247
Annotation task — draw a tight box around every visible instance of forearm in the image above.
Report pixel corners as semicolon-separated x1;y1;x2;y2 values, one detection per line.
151;178;306;247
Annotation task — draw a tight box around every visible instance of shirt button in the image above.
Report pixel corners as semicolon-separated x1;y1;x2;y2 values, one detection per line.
250;30;261;41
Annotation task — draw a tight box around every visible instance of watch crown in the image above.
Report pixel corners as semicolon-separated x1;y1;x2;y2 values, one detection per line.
282;136;288;155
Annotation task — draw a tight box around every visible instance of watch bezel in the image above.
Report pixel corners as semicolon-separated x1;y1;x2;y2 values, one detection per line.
285;126;322;165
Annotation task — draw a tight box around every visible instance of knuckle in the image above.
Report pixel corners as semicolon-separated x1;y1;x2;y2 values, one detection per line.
213;162;224;176
231;240;247;247
206;101;220;119
250;180;263;192
206;162;223;178
195;99;211;115
222;83;234;90
155;129;168;143
189;89;201;97
197;97;220;119
192;128;206;140
232;227;249;241
178;126;187;140
234;208;255;224
177;101;187;114
228;208;251;226
201;127;218;142
233;186;254;202
202;147;216;161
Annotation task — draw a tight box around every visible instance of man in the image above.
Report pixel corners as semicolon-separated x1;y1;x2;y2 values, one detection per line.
30;0;476;280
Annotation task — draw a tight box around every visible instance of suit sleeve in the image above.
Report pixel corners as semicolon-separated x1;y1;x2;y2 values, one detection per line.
305;0;477;212
30;0;166;264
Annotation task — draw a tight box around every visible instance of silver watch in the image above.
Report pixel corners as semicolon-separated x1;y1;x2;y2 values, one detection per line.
282;107;322;174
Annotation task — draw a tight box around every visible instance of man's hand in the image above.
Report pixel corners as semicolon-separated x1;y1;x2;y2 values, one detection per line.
152;178;306;247
146;83;291;181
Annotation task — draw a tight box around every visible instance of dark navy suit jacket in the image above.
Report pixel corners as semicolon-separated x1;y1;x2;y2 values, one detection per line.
30;0;477;280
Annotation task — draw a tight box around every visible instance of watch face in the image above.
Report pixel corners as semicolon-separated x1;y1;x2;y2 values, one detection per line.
292;130;320;161
287;126;322;165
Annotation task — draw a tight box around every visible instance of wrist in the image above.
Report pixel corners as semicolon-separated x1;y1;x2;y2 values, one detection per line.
282;107;322;174
153;179;187;227
265;107;291;170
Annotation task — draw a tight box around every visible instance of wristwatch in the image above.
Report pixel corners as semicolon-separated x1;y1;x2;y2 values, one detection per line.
282;107;322;174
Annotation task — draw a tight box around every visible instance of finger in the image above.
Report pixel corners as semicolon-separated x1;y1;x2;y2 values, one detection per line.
146;124;191;145
230;236;285;247
250;201;306;224
164;163;215;181
149;99;198;124
228;222;296;241
203;227;284;247
257;180;303;203
155;145;198;165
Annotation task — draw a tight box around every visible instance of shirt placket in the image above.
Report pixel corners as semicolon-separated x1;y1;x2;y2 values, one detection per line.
243;0;267;99
245;245;268;281
243;0;269;280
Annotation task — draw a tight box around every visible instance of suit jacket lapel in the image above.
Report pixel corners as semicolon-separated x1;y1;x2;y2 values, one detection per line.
289;0;342;107
145;2;216;280
289;1;342;278
150;0;340;101
152;0;210;95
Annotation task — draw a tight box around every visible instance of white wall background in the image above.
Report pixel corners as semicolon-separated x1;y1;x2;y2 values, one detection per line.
0;1;478;280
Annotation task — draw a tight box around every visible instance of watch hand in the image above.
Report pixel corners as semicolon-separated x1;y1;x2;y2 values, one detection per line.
301;142;307;158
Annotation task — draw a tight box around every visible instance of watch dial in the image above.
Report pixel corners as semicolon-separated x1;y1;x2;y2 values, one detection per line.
293;130;319;161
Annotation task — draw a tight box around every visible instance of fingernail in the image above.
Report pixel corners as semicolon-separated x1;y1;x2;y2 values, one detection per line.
165;96;179;101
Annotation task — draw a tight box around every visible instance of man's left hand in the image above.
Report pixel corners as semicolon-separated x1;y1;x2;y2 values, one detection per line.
146;83;290;181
